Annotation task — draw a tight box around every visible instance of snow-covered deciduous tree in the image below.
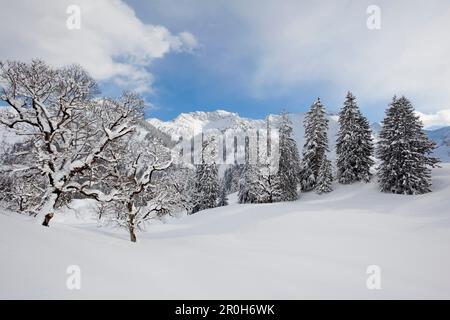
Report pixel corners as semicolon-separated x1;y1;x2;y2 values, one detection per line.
315;156;333;194
254;164;282;203
238;114;293;204
93;134;172;242
159;165;196;214
0;135;47;211
336;92;374;184
377;96;439;194
0;60;143;226
300;98;329;192
238;164;282;204
276;112;301;201
0;168;46;212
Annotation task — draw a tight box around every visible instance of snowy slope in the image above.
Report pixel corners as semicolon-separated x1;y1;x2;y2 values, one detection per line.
2;164;450;299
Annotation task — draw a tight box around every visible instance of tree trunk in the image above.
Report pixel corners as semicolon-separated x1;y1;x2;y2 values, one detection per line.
128;202;137;242
19;197;24;212
42;213;54;227
40;190;60;227
129;223;137;242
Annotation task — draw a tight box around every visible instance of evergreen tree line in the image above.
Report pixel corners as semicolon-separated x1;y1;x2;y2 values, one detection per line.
195;91;439;212
1;60;437;241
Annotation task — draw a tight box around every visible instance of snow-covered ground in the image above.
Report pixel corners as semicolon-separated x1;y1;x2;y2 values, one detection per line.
1;165;450;299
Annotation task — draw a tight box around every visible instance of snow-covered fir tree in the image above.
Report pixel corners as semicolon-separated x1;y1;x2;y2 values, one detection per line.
223;163;243;194
238;132;258;204
238;160;260;204
276;112;301;200
336;92;374;184
315;156;333;194
300;98;329;192
377;96;439;194
217;184;229;207
191;136;220;214
192;162;219;213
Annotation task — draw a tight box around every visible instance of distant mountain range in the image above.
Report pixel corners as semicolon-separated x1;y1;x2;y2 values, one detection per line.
148;110;450;162
1;109;448;162
426;126;450;162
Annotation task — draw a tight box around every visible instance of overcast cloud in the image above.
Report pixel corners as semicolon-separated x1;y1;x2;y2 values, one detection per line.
0;0;197;93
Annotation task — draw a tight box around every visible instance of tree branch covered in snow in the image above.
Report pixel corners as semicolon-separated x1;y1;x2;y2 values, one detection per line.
0;60;144;225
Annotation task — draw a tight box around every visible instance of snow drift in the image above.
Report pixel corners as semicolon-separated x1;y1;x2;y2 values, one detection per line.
1;165;450;299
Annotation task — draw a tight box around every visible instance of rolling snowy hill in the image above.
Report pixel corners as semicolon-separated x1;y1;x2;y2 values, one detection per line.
1;164;450;299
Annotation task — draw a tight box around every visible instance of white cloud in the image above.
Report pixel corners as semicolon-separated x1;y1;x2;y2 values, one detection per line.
416;110;450;129
225;0;450;112
0;0;197;93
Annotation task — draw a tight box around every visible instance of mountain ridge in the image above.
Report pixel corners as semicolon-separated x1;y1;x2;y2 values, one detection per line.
147;109;450;162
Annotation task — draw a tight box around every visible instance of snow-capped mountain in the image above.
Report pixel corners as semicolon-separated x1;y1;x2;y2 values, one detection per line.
148;109;340;159
148;110;266;139
426;126;450;162
1;109;448;161
147;109;450;162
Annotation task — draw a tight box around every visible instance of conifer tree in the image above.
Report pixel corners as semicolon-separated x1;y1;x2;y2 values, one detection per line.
238;164;260;203
300;98;329;191
377;96;439;194
191;136;220;213
217;185;229;207
336;92;374;184
276;112;301;200
315;156;333;194
238;134;260;204
191;162;219;213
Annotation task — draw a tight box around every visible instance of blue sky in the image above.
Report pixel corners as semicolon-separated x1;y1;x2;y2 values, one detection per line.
1;0;450;126
124;0;450;123
123;0;384;121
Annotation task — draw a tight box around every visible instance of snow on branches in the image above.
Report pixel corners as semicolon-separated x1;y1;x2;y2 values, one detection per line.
0;60;144;225
336;92;374;184
377;96;439;194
